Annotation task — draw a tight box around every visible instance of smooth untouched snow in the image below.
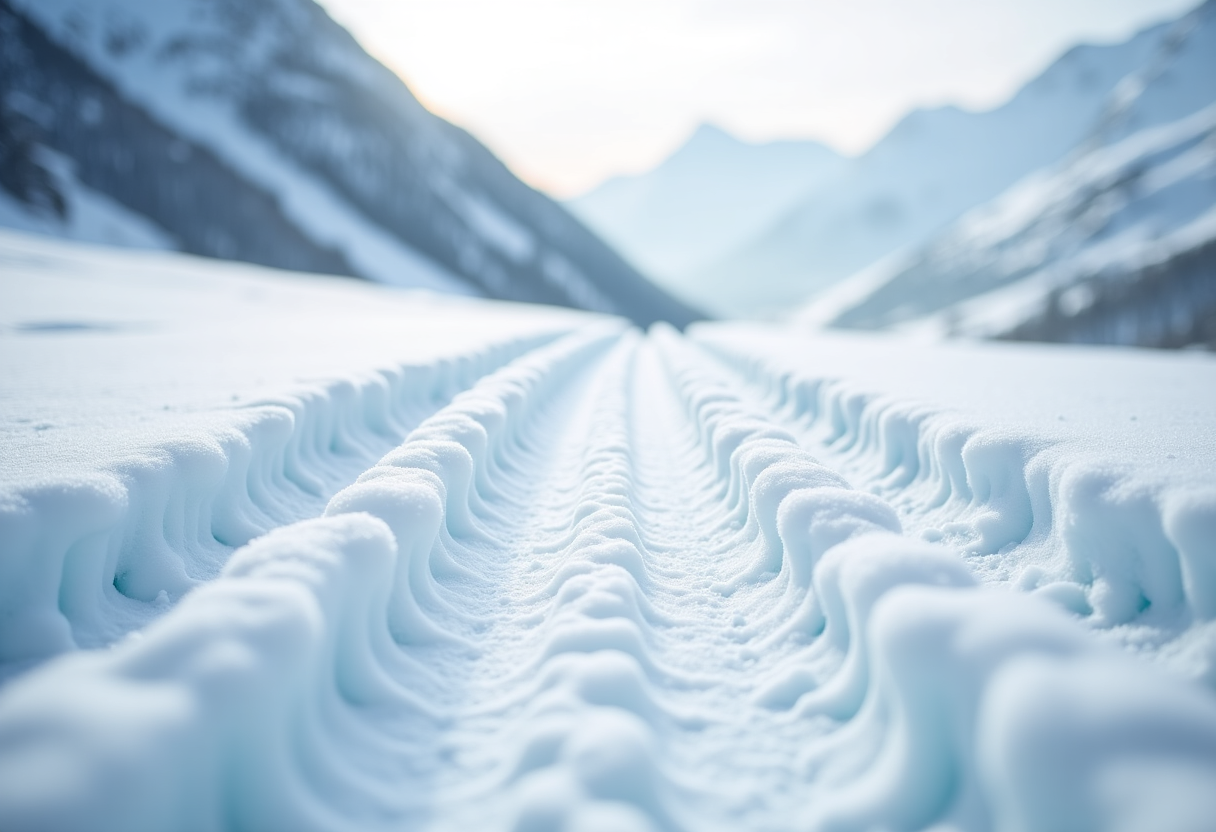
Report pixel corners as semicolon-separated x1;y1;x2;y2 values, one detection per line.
1;231;1215;832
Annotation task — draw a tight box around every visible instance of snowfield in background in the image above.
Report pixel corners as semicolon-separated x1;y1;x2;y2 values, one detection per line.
1;230;1215;831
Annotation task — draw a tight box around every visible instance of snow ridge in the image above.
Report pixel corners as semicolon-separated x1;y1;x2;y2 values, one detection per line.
2;326;1214;831
694;327;1216;664
0;330;562;672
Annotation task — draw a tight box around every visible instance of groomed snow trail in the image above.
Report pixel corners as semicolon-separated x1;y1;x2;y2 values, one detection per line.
2;319;1216;831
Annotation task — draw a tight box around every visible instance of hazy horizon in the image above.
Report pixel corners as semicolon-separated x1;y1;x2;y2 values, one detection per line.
318;0;1201;197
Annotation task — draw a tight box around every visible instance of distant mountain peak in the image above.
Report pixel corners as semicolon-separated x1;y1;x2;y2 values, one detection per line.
567;124;845;287
689;0;1215;317
688;122;737;143
679;122;841;158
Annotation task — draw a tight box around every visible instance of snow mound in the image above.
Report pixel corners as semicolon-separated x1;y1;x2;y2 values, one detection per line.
2;234;1215;831
0;229;595;673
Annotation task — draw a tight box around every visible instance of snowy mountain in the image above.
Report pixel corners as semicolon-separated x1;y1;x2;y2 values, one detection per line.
692;0;1213;318
817;104;1216;348
812;2;1216;349
0;0;700;327
566;124;843;301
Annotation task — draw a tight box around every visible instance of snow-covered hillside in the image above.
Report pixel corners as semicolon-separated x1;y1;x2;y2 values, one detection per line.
817;103;1216;348
566;125;843;300
2;230;1215;831
0;148;176;251
0;0;699;326
664;1;1213;318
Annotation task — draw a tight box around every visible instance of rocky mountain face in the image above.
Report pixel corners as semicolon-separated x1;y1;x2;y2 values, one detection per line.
0;2;354;274
569;1;1212;323
817;2;1216;349
701;10;1200;317
0;0;700;327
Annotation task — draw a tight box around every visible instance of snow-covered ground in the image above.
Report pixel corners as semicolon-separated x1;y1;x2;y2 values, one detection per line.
2;230;1215;831
0;229;590;670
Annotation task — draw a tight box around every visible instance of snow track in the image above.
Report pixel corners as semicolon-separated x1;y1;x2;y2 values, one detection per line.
694;327;1216;659
0;330;563;672
2;323;1215;831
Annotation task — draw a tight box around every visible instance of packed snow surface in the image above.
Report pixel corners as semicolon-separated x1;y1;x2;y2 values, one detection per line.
2;231;1215;831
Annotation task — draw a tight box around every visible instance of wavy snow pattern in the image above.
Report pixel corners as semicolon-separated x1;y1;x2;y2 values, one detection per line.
1;326;1215;831
0;330;563;670
694;332;1216;632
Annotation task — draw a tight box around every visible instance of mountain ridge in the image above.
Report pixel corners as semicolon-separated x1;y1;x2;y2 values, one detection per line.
804;0;1216;349
0;0;700;327
693;13;1186;316
569;3;1209;320
566;123;844;297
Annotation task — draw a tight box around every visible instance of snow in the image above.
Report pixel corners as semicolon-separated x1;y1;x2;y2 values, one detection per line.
693;325;1216;673
817;99;1216;340
0;151;175;251
434;180;538;266
2;230;1215;831
566;124;844;295
0;229;593;670
622;1;1213;319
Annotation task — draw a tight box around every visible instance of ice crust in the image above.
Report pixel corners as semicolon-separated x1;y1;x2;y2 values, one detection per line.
2;234;1215;830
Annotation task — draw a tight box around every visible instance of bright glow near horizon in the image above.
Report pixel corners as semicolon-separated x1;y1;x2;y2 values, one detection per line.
318;0;1200;197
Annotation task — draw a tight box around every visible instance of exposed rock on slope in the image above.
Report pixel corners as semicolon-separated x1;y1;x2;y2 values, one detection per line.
0;0;701;326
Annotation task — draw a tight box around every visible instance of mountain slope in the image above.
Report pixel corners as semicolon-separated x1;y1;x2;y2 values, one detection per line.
812;2;1216;349
0;5;360;278
695;2;1211;317
0;0;700;326
567;125;843;298
819;104;1216;348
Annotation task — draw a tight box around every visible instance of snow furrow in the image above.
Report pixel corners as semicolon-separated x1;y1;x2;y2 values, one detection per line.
690;333;1046;559
1;326;1215;832
693;329;1216;643
0;328;567;675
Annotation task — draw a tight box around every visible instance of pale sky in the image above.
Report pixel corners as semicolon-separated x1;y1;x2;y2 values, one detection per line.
317;0;1201;197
